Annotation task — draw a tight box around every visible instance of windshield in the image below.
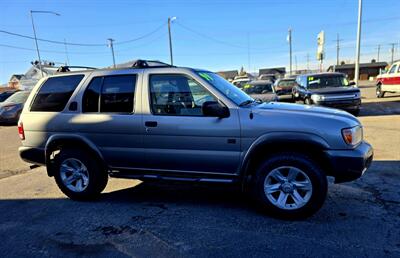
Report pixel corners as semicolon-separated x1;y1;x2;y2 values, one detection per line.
307;75;349;89
4;91;30;104
197;71;253;105
243;83;273;94
278;80;297;88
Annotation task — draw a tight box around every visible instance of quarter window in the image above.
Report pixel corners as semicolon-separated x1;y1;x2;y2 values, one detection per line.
82;75;136;113
31;75;84;112
149;74;216;116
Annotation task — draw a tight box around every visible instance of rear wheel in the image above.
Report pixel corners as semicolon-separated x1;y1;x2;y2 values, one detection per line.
304;97;312;105
376;84;385;98
252;152;327;219
53;148;108;200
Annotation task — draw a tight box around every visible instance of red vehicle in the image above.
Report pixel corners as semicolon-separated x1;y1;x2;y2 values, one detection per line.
376;61;400;98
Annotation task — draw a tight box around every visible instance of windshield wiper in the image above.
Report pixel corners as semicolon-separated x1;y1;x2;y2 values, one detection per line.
239;99;256;106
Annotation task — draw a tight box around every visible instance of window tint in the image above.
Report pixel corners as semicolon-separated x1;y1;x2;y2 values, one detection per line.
150;74;216;116
389;65;397;74
82;75;136;113
82;77;102;112
31;75;84;111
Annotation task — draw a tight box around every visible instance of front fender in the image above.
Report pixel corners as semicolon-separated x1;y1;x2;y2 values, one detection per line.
240;131;331;176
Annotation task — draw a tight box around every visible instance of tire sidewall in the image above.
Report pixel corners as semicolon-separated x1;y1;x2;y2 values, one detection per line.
253;153;327;219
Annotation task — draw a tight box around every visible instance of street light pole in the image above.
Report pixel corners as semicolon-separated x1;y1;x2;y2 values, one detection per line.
354;0;362;84
30;10;60;78
288;28;292;75
168;17;176;66
107;38;116;68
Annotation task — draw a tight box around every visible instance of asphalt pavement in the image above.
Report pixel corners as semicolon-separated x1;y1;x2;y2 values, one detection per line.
0;83;399;257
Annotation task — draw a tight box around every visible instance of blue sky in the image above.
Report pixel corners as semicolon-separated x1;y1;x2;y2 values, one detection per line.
1;0;399;83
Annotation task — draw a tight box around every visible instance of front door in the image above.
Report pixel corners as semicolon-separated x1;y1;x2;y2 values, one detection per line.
142;71;241;174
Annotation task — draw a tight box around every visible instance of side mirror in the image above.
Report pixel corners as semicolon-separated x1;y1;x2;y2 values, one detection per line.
202;101;230;118
348;81;356;86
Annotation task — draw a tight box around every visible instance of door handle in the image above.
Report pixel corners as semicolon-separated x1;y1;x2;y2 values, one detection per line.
145;121;158;127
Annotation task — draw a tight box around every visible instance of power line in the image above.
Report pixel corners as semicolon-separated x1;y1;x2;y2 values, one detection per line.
0;22;167;47
175;21;282;51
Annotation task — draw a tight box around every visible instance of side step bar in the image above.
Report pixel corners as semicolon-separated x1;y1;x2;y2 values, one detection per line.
109;171;237;184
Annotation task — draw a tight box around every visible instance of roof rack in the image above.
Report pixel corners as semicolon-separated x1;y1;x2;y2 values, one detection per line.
56;66;97;73
131;59;174;68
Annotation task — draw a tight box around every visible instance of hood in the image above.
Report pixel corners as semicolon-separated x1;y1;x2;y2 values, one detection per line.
308;86;360;95
249;93;277;102
254;102;359;124
0;102;22;110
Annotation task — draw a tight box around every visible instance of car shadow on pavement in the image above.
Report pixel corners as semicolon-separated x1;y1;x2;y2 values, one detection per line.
359;100;400;116
0;161;399;257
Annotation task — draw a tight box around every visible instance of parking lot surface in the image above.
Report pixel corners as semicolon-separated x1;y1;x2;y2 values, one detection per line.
0;84;399;257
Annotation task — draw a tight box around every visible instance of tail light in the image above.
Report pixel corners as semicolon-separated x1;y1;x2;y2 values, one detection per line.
18;121;25;140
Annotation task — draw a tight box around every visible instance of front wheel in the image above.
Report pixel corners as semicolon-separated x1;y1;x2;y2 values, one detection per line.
53;148;108;200
252;152;327;219
304;97;312;105
376;84;385;98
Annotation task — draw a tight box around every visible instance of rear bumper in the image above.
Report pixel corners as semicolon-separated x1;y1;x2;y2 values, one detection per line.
324;141;373;183
19;146;45;165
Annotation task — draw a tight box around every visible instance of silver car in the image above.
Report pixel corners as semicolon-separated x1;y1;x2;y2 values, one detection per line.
18;60;373;219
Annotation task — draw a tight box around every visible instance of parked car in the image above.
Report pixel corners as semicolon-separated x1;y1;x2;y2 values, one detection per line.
232;77;251;89
376;61;400;98
274;78;297;100
0;90;19;102
292;73;361;115
0;91;30;124
258;74;276;82
242;80;277;102
18;60;373;219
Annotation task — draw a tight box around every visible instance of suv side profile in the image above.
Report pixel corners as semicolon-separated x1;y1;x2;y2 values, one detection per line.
19;60;373;219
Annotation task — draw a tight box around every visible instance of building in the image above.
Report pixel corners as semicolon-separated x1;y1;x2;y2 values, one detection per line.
259;67;286;78
217;70;239;81
5;61;58;90
327;61;388;80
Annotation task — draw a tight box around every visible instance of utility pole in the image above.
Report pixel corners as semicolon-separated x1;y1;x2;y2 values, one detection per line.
107;38;116;68
336;33;342;66
288;28;292;75
168;17;176;65
354;0;363;85
377;44;380;62
64;38;70;65
390;43;395;64
306;53;310;71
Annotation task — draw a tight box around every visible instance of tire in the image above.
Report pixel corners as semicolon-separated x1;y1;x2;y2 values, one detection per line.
351;108;360;116
53;148;108;200
376;84;385;98
251;152;327;219
304;97;312;105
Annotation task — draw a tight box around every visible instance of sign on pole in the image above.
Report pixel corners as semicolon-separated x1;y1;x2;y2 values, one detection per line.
317;30;325;71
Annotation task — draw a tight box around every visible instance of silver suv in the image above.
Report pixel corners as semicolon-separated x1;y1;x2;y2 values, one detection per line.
18;60;373;219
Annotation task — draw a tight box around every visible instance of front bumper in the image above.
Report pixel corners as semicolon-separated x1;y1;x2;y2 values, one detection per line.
324;141;373;183
314;98;361;110
19;146;45;165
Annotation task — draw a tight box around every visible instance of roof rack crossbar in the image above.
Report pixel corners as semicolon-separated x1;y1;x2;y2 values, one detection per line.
57;66;97;73
131;59;174;68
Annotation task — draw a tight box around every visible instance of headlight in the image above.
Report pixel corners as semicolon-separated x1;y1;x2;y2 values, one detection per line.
311;94;325;102
342;126;363;145
2;105;16;112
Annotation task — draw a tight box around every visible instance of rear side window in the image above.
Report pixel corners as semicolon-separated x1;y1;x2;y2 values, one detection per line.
31;75;84;112
82;75;136;113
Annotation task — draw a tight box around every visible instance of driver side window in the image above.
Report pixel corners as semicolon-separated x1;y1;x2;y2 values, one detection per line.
149;74;217;116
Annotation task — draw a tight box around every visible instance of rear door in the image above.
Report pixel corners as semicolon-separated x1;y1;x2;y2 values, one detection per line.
141;70;241;174
70;70;144;168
